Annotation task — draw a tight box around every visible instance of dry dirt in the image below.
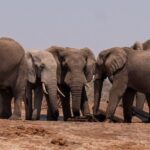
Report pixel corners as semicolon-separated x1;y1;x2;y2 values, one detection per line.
0;100;150;150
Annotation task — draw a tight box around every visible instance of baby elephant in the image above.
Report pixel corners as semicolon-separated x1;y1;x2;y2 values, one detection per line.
94;47;150;123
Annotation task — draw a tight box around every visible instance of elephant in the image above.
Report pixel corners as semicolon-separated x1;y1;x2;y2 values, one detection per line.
25;50;62;120
0;37;27;120
132;39;150;50
131;40;150;110
93;47;150;123
47;46;96;121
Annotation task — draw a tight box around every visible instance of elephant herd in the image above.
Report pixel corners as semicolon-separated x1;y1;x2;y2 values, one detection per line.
0;37;150;123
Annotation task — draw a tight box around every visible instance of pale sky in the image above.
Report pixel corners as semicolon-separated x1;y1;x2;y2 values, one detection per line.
0;0;150;54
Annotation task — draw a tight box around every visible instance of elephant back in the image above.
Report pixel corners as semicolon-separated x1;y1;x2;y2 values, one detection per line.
0;37;25;72
143;40;150;50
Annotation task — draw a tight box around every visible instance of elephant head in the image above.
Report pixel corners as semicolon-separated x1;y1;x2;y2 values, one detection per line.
26;50;59;120
93;47;127;115
47;46;95;117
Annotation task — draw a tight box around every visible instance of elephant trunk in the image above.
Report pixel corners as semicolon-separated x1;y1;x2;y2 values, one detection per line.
70;83;83;117
43;79;59;121
93;79;103;115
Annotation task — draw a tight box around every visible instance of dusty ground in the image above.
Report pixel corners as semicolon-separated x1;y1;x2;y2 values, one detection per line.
0;100;150;150
0;120;150;150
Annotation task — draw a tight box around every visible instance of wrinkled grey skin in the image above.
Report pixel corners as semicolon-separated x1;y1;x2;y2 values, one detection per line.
25;50;59;121
0;37;27;120
94;47;150;123
131;40;150;110
47;46;95;121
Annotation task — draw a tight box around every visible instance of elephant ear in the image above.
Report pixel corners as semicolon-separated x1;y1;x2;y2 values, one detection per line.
25;52;36;83
46;46;67;84
131;41;143;50
97;49;113;66
80;48;96;82
104;48;127;75
95;49;112;79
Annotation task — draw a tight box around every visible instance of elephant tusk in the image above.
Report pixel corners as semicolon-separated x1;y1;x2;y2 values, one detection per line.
93;75;95;80
57;87;65;97
42;83;48;95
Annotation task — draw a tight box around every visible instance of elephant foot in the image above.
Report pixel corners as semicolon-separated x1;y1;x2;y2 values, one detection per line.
143;118;150;123
85;114;100;122
9;114;21;120
25;110;33;120
67;116;86;122
47;110;59;121
93;109;106;122
25;115;32;120
0;112;12;119
73;111;80;118
63;114;72;121
93;114;106;122
47;116;58;121
32;109;39;120
105;118;113;123
67;115;98;122
124;119;132;123
93;109;102;116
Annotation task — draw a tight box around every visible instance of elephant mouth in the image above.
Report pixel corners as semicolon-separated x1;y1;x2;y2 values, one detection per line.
42;82;65;97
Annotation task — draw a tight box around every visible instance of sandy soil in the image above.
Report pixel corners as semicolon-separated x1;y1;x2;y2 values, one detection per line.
0;120;150;150
0;101;149;150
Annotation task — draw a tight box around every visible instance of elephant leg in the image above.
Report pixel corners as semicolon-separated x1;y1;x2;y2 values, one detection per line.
59;85;71;121
9;87;22;120
81;87;90;116
9;56;27;120
106;77;127;122
0;89;12;119
25;82;33;120
135;92;145;110
9;98;22;120
32;85;43;120
122;88;135;123
0;92;3;116
2;91;12;119
145;94;150;122
93;79;103;115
